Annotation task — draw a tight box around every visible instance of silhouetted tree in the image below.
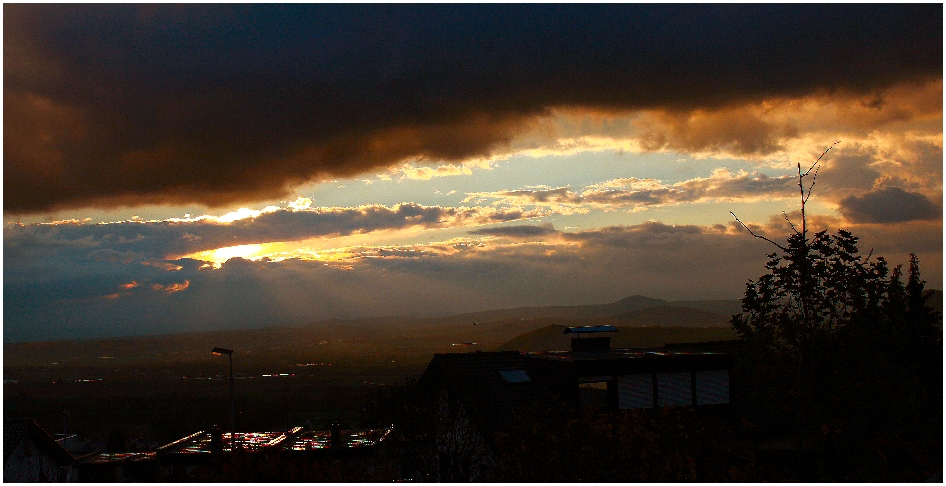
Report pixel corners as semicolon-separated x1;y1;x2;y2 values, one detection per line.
730;144;942;480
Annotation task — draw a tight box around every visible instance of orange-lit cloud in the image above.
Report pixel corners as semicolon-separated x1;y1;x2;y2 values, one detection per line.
393;159;495;181
141;261;183;271
468;170;800;211
150;280;190;294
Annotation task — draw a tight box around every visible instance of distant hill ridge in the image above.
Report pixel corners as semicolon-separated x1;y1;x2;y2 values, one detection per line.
612;305;731;328
422;294;743;326
5;291;937;359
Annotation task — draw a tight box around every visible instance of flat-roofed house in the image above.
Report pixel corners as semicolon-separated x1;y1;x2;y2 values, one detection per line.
416;327;734;479
418;350;563;481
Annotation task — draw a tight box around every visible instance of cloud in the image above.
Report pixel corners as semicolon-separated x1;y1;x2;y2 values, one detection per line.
838;187;941;223
3;203;551;260
150;280;190;294
393;159;496;181
470;170;798;211
5;4;941;214
468;223;558;239
6;212;940;342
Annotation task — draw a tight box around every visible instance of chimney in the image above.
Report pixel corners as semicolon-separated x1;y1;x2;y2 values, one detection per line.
564;325;617;352
330;421;342;448
210;425;223;453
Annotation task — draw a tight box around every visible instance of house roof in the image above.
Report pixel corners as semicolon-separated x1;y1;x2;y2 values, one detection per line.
283;427;392;451
522;348;732;375
156;426;390;456
4;419;76;465
563;325;617;334
157;428;302;455
78;452;156;465
420;351;562;433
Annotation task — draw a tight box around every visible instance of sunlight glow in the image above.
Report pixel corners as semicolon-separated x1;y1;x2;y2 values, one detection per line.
189;244;266;267
216;206;279;223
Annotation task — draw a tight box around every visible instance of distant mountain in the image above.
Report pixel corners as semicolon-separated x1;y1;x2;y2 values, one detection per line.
422;295;740;326
669;299;743;316
6;290;936;368
612;305;731;328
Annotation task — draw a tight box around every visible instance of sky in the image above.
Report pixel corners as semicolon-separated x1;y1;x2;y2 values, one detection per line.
4;4;943;342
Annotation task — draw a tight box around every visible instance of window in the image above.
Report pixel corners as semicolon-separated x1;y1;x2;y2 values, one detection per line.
656;372;692;407
579;381;610;409
498;369;531;383
618;374;654;409
694;370;729;405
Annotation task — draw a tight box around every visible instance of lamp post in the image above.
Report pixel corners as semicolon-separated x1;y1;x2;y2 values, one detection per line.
211;347;235;437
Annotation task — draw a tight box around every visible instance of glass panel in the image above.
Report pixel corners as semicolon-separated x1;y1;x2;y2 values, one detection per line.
579;381;609;409
498;369;531;383
656;372;692;407
619;374;653;409
695;370;729;405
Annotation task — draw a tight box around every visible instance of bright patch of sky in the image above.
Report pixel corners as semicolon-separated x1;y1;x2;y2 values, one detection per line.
7;150;813;271
7;148;815;266
293;150;789;211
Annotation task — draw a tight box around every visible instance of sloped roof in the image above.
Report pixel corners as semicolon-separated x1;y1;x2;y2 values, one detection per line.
4;419;75;465
157;428;302;455
284;427;392;451
420;351;561;433
3;420;29;461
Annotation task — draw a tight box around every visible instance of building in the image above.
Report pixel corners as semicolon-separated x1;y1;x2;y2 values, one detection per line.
76;452;157;483
416;326;734;480
524;326;731;411
3;419;78;482
418;350;564;481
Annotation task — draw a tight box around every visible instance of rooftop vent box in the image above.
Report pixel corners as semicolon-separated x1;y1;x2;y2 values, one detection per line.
565;325;616;352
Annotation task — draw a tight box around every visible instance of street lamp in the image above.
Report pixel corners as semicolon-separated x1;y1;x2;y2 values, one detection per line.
211;347;235;437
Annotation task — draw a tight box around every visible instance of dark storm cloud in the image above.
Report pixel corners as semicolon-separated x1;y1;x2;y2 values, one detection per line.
5;4;941;213
838;187;941;224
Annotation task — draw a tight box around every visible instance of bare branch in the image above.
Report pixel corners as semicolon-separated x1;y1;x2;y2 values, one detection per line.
798;162;807;237
802;140;841;177
731;211;788;251
782;211;799;234
803;164;821;204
